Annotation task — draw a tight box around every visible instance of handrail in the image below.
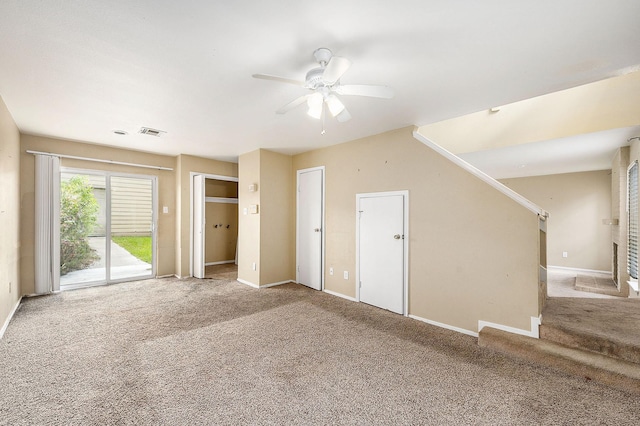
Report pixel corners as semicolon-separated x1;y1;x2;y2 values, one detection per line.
412;129;548;218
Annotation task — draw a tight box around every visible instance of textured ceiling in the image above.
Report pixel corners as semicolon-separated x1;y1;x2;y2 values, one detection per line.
1;1;640;163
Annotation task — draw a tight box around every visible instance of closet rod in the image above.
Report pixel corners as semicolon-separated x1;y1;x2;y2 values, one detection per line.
26;150;173;171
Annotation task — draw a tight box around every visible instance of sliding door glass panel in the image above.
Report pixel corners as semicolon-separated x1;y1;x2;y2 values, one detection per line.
109;176;154;281
59;172;107;287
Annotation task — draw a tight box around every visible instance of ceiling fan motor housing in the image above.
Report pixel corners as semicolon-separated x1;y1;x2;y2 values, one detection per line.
305;67;327;89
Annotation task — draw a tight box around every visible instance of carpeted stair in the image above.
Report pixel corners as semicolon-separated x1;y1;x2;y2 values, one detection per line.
540;321;640;364
479;298;640;394
479;327;640;394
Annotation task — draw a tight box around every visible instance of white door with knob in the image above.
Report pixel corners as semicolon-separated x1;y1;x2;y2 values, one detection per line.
297;167;324;290
357;191;408;314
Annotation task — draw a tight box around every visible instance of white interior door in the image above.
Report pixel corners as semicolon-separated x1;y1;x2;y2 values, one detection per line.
193;174;205;278
358;193;405;314
297;168;323;290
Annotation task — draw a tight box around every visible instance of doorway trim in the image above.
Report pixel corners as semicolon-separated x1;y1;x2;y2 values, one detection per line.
296;166;326;290
355;190;409;316
189;172;239;278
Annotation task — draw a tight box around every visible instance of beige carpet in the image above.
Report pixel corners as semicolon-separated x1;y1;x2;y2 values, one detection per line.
1;277;639;425
205;263;238;280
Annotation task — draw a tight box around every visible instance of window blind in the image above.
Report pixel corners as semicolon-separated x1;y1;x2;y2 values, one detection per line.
628;161;638;279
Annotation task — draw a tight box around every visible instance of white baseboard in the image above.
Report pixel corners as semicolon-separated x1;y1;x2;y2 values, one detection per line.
0;296;23;339
205;260;235;266
236;278;292;289
409;314;478;338
547;265;611;275
259;280;292;288
478;316;541;339
323;289;357;302
156;274;177;279
236;278;258;288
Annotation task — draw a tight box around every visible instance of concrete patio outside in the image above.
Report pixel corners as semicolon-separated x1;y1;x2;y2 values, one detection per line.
60;236;152;287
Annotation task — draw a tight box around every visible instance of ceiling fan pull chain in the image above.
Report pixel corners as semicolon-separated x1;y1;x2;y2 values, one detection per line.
321;102;326;135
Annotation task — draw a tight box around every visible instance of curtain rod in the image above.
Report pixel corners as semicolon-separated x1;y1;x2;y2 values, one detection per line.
26;150;173;171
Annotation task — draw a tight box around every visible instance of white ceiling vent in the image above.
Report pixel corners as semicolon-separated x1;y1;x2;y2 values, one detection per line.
138;127;166;137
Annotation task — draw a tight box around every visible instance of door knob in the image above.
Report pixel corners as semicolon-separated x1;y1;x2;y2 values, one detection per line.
314;228;321;232
394;234;401;239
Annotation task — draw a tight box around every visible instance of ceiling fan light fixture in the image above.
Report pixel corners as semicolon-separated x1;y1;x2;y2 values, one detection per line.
307;93;323;119
307;105;323;119
326;94;345;117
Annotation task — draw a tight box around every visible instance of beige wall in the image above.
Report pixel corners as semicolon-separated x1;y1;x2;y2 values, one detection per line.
175;154;238;278
292;127;540;333
238;150;260;284
259;150;293;285
237;149;294;286
419;71;640;154
0;96;21;332
501;170;612;271
205;203;238;263
20;135;177;293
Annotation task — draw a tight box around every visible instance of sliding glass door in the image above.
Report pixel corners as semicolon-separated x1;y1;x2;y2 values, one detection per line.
60;169;156;289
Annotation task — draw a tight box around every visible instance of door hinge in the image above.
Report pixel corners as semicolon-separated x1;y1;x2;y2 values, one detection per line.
359;281;362;288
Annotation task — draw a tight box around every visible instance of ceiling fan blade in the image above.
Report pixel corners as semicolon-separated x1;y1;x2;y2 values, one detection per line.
252;74;305;87
336;84;395;99
322;56;351;84
276;95;310;114
336;107;352;123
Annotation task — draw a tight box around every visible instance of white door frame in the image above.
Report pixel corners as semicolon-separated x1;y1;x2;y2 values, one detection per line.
355;190;409;316
189;172;239;278
192;174;206;279
296;166;326;290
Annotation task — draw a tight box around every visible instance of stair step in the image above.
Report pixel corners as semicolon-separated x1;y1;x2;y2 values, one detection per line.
574;274;622;297
540;323;640;365
479;327;640;394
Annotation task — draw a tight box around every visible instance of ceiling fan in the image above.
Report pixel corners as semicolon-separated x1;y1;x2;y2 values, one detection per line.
253;48;394;125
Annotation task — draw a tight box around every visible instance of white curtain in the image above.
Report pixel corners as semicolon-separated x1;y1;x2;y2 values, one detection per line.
34;154;60;294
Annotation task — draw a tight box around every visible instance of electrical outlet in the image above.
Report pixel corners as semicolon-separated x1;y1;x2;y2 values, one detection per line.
329;267;334;275
252;262;256;271
562;251;568;258
343;271;349;280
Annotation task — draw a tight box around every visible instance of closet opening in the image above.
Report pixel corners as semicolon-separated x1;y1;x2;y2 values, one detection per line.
192;174;239;280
